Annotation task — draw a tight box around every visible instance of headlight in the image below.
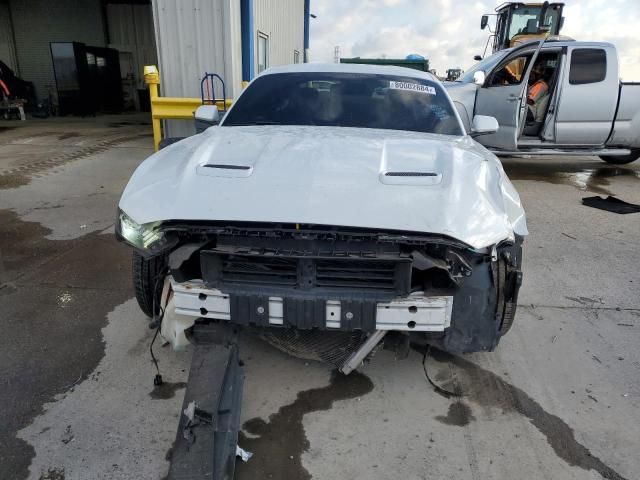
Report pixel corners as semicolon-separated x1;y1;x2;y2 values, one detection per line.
116;210;171;255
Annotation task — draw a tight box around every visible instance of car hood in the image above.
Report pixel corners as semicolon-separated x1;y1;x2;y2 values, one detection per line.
119;126;527;250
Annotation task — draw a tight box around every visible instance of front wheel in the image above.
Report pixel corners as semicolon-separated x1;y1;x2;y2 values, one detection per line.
132;251;167;318
599;149;640;165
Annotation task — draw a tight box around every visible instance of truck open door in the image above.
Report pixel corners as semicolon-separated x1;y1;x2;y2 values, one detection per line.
474;41;544;151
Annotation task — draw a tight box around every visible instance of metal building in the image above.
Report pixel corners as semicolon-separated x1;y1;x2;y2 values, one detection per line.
151;0;308;135
0;0;309;119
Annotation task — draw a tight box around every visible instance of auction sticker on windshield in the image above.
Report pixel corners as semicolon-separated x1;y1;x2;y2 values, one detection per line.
389;81;436;95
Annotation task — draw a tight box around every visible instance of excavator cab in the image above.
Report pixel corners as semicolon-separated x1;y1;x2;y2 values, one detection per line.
481;2;565;55
446;68;463;81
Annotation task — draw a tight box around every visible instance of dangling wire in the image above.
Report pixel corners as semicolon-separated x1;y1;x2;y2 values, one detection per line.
149;268;168;386
150;305;165;385
422;345;462;398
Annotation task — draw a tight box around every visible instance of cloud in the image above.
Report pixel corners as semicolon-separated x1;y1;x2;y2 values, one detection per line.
310;0;640;80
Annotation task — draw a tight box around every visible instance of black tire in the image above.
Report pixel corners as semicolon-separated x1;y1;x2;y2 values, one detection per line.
599;150;640;165
132;251;167;318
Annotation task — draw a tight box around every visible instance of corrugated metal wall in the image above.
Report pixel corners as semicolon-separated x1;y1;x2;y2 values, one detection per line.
107;4;158;90
151;0;243;136
0;1;18;72
254;0;304;69
9;0;106;101
152;0;242;98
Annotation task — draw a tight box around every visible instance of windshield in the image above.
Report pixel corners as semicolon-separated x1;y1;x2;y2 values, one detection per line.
508;6;561;40
222;72;463;136
457;51;508;83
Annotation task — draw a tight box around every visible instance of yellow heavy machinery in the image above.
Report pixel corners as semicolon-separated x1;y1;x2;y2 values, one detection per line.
480;2;565;56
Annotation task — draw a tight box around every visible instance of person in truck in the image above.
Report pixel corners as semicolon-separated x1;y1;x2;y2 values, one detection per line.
526;63;549;122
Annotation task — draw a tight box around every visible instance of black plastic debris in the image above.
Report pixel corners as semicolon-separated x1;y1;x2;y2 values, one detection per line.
582;196;640;214
168;326;244;480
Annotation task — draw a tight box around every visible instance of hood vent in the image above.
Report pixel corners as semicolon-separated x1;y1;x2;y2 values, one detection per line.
196;163;254;178
204;164;251;170
379;170;443;186
379;139;446;186
384;171;438;177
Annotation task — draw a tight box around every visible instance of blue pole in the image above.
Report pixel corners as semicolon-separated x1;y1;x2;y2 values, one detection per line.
241;0;255;81
304;0;310;62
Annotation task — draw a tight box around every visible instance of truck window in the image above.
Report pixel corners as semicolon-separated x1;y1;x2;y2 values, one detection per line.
488;54;532;86
569;49;606;85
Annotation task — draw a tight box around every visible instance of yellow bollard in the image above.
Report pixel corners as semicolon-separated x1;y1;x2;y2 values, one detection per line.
143;65;233;151
143;66;162;151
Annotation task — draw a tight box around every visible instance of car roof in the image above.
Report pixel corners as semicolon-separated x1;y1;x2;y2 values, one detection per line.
261;62;439;82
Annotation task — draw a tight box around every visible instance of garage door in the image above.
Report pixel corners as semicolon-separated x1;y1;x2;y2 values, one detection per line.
0;2;18;72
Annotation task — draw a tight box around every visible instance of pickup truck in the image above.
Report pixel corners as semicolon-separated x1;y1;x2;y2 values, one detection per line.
445;40;640;164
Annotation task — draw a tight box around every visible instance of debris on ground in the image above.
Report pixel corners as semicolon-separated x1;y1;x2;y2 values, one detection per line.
236;446;253;462
183;401;196;423
61;425;74;444
582;195;640;214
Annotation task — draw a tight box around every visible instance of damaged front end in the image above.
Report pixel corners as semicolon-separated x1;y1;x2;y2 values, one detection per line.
119;219;523;356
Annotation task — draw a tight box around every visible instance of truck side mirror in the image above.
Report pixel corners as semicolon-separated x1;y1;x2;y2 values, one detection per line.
481;15;489;30
473;71;486;86
195;105;221;133
474;55;483;61
471;115;499;137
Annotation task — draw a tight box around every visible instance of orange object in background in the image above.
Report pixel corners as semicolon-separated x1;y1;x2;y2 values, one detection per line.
0;78;10;98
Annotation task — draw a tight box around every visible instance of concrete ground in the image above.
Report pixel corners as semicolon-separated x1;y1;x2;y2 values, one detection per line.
1;117;639;480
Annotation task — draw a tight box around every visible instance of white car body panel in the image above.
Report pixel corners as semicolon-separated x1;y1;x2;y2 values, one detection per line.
119;125;527;250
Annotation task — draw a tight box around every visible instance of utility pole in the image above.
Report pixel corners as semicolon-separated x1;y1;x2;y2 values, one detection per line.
334;46;340;63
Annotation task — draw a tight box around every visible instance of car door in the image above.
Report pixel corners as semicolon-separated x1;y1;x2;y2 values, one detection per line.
553;45;619;145
474;41;543;150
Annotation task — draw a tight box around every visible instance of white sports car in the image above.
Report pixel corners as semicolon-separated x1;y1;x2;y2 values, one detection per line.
116;63;526;367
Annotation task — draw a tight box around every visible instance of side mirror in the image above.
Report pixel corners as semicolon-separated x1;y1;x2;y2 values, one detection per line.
480;15;489;30
474;55;483;61
195;105;220;133
473;71;486;86
471;115;499;137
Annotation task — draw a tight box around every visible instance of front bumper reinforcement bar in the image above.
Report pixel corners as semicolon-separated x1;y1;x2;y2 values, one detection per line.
167;323;244;480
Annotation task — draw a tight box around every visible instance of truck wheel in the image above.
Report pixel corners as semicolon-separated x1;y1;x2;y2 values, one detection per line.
599;150;640;165
132;251;167;318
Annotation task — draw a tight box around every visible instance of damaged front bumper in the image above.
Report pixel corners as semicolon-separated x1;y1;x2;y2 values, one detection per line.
157;224;524;355
171;279;454;332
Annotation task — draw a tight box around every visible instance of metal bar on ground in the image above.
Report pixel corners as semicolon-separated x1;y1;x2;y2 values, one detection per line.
339;330;387;375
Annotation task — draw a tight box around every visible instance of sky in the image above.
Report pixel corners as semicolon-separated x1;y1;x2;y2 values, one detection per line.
308;0;640;81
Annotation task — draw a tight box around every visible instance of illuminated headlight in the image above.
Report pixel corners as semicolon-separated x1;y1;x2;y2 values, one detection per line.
117;210;167;253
